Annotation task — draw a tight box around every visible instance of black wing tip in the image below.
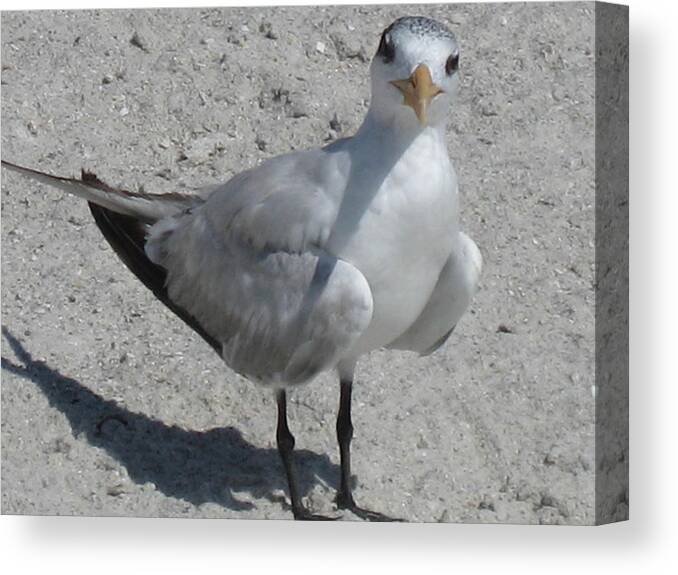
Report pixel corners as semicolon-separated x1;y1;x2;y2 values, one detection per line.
89;203;222;356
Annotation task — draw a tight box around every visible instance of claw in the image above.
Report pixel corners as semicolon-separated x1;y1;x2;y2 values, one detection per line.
294;510;341;521
336;492;403;522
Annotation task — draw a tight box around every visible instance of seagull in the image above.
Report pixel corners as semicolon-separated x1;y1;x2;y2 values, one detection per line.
2;16;482;521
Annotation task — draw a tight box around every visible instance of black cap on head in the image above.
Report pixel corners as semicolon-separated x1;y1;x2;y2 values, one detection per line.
376;16;456;62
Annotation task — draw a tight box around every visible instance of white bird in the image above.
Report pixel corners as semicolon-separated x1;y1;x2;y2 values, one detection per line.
2;16;482;521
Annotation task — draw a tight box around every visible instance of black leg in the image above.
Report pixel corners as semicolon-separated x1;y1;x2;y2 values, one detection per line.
276;389;336;521
335;380;403;522
336;379;355;508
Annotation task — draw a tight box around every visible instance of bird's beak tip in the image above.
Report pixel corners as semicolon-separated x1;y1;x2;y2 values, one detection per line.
391;63;442;126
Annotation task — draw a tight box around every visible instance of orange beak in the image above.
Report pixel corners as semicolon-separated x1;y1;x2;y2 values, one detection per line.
389;64;443;125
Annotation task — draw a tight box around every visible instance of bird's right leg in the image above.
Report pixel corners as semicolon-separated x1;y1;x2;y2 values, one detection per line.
275;389;336;521
335;378;403;522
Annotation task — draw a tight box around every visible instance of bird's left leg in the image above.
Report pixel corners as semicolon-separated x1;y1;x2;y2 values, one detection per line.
335;376;403;522
276;389;336;521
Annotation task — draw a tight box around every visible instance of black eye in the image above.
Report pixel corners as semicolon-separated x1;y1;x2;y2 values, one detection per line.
377;31;395;64
445;53;459;75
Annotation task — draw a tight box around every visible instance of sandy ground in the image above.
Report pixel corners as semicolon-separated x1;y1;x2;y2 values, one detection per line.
1;3;605;523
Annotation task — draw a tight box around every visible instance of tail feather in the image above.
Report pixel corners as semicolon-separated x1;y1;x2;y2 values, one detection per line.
2;160;197;222
3;159;220;354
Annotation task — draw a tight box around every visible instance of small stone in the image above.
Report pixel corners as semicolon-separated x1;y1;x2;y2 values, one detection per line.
497;324;514;334
53;438;71;454
96;414;129;437
538;508;561;525
102;74;113;85
330;32;367;62
255;135;267;151
226;32;243;46
543;452;556;466
155;167;173;179
283;90;311;119
119;106;129;117
579;454;592;471
259;21;278;40
552;85;566;101
558;501;571;518
315;41;326;54
329;113;342;132
480;105;499;117
515;485;531;501
107;483;126;497
130;32;148;52
499;475;511;493
183;134;226;164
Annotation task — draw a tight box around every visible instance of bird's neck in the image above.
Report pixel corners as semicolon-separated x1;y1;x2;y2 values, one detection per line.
355;108;446;151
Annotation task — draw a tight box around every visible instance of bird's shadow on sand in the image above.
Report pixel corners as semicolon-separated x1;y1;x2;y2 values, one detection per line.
1;327;341;516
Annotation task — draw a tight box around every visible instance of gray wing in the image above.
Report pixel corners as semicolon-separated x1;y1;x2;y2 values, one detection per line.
388;232;482;355
146;147;373;386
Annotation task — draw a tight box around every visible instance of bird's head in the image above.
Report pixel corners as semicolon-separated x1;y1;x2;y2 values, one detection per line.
369;16;459;129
